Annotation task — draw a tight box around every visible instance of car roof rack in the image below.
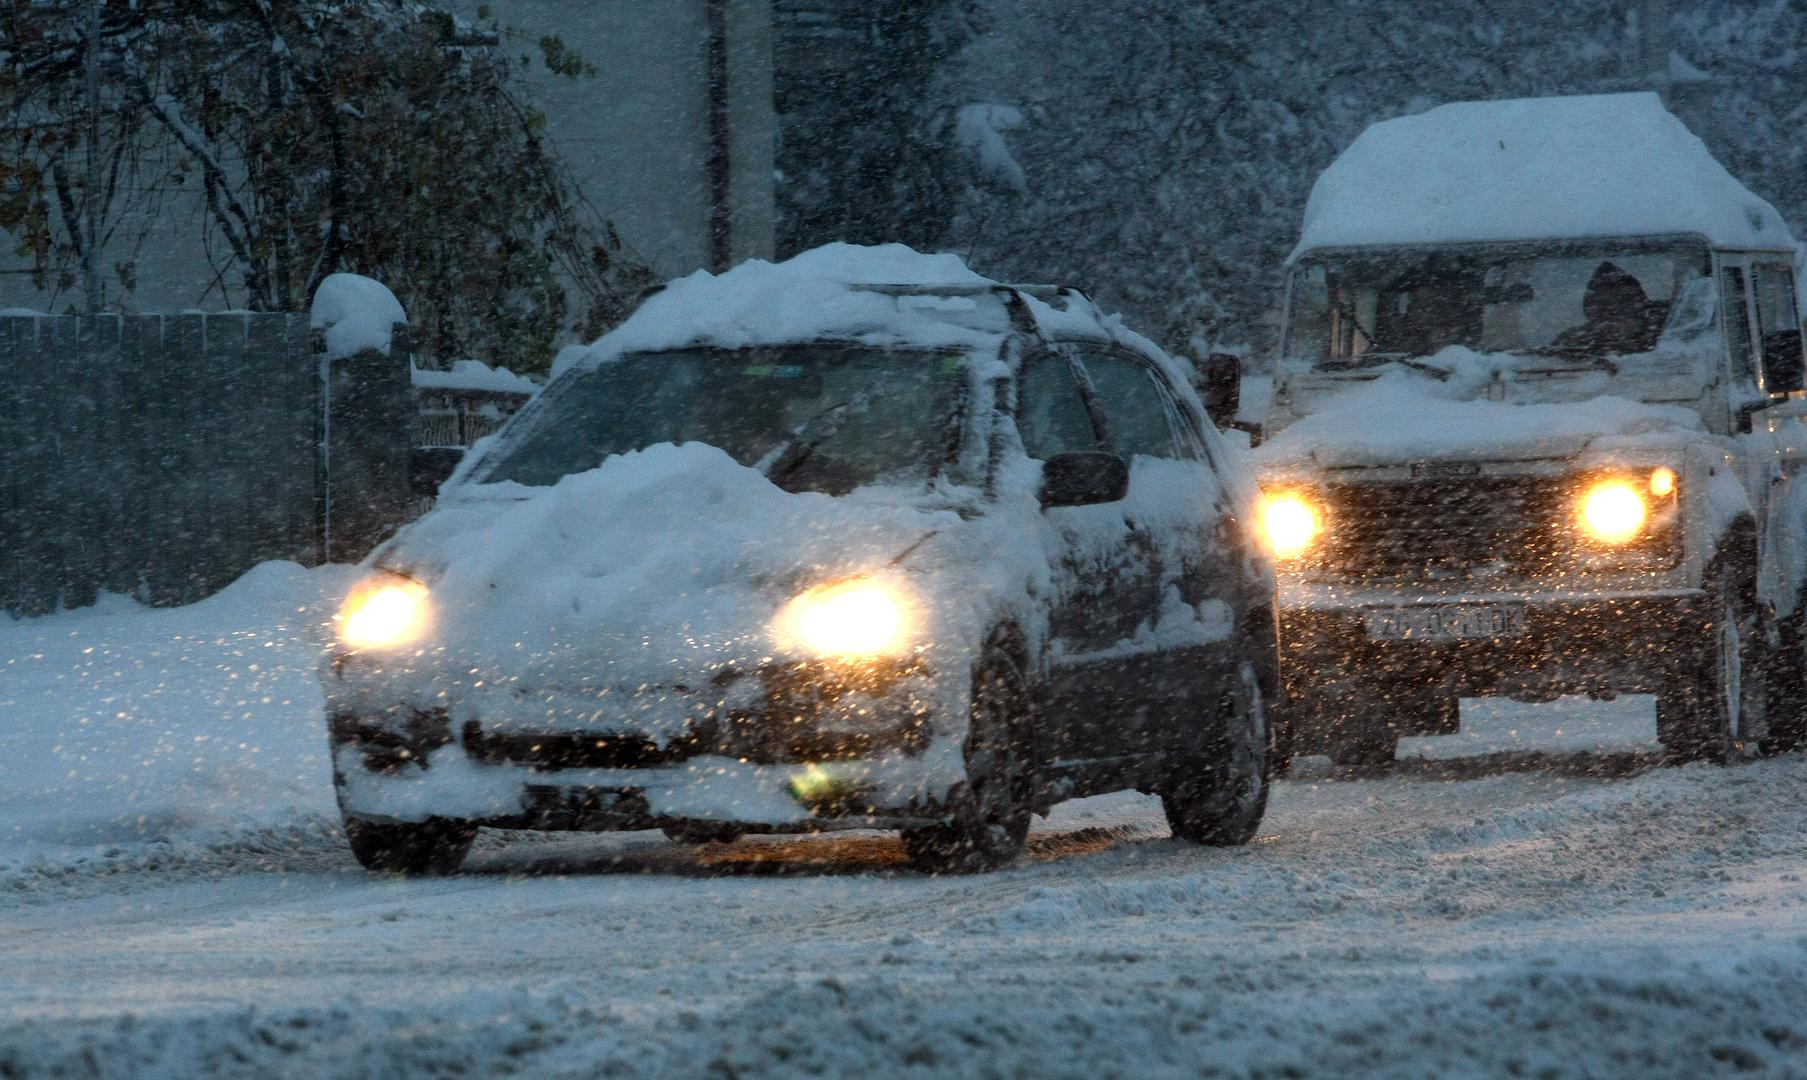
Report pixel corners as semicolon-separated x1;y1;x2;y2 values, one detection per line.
849;283;1096;335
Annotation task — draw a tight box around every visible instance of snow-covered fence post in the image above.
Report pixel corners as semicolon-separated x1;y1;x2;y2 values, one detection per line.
310;274;415;565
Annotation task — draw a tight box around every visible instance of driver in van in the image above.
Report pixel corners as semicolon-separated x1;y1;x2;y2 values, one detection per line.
1551;261;1668;355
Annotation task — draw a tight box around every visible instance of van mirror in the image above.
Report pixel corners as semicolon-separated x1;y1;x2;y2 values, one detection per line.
1202;353;1242;428
1763;329;1806;395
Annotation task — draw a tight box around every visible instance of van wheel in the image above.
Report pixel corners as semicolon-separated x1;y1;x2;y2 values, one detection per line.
900;653;1034;874
1163;660;1270;845
1760;613;1807;756
1660;574;1757;764
342;815;475;874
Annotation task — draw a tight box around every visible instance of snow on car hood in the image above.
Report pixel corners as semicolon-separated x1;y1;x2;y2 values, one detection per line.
1254;366;1703;470
359;443;1055;732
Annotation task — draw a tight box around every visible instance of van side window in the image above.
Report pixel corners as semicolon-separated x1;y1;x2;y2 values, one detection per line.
1754;265;1805;393
1722;266;1756;381
1016;354;1105;459
1070;349;1186;459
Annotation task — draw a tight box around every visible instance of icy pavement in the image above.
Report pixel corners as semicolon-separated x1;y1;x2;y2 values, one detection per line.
2;568;1806;1077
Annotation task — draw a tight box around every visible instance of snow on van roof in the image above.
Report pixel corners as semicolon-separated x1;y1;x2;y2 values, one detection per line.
1291;92;1795;260
554;243;1008;378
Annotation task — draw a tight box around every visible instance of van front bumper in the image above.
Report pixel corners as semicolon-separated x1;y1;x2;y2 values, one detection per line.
1276;587;1710;745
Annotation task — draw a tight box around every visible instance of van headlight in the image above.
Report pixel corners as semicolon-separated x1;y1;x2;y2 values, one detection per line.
776;579;912;658
1577;479;1648;545
338;574;431;649
1260;492;1322;560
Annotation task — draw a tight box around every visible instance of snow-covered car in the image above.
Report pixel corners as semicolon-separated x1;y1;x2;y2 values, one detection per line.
1254;93;1807;766
321;245;1280;874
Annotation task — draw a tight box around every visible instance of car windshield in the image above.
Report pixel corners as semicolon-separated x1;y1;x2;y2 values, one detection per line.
1286;242;1713;368
473;345;966;494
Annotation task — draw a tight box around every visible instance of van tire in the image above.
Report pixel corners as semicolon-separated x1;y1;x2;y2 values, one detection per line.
1660;572;1756;765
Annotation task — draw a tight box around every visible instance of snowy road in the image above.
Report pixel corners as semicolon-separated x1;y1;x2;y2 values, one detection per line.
3;566;1806;1076
4;756;1807;1077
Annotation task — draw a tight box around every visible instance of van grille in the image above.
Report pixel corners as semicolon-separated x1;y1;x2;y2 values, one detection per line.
1304;477;1567;582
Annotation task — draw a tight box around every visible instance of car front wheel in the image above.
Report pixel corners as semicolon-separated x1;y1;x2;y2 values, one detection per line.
1163;660;1271;846
342;815;476;874
900;652;1034;874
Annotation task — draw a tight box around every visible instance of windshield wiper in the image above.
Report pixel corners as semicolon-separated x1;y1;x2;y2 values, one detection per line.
761;372;897;490
1526;346;1620;375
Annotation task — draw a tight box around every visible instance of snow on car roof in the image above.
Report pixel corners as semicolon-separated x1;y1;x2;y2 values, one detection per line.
1291;92;1796;260
552;243;1113;379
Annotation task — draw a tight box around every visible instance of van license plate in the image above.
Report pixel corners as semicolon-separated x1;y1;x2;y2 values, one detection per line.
1363;604;1525;642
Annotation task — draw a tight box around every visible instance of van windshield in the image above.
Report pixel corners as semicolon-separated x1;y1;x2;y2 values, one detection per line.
1286;242;1714;368
473;345;966;494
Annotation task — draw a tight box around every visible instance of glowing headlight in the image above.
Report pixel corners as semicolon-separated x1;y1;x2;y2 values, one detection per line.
1260;492;1321;560
1648;466;1677;498
338;575;430;649
1579;480;1647;545
777;579;910;658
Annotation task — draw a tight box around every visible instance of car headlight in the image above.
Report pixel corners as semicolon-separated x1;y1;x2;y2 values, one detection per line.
776;579;911;658
1578;479;1648;545
1260;492;1321;560
338;574;430;649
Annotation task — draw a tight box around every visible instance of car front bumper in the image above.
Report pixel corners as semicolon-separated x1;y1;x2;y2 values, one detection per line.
326;657;961;831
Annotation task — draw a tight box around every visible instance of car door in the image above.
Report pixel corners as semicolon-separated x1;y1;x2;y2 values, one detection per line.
1068;345;1240;759
1013;347;1162;778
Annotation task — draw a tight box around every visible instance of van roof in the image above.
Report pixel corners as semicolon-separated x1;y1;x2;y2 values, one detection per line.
1290;92;1796;261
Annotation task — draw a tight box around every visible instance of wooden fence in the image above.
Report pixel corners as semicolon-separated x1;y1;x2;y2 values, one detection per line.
0;312;413;617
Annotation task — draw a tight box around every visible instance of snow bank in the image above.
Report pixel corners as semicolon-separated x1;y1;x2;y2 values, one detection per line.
310;273;406;360
410;359;540;395
551;243;995;378
0;562;356;863
1294;92;1795;258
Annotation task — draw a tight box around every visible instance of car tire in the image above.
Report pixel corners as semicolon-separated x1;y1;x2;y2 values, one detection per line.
661;823;746;845
1163;660;1271;846
342;815;476;874
1659;573;1756;765
900;652;1034;875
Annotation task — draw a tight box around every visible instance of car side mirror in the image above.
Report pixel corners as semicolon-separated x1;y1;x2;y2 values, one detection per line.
1762;329;1806;395
1202;352;1242;429
410;446;465;496
1040;451;1129;508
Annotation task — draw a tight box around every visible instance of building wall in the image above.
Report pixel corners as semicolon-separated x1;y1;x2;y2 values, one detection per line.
456;0;776;276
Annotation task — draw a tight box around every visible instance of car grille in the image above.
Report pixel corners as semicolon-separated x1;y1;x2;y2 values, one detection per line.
1304;477;1568;582
462;722;704;770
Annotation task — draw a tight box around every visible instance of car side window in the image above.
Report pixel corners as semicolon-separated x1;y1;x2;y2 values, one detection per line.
1070;348;1185;459
1016;353;1104;459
